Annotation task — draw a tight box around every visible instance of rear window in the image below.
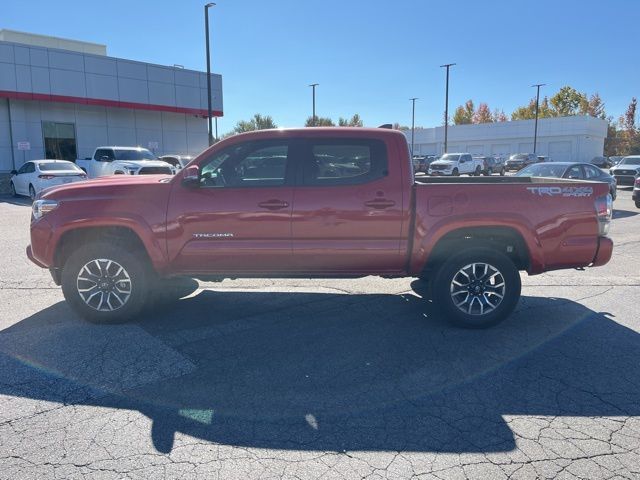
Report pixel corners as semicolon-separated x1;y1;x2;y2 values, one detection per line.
38;162;82;172
113;149;156;161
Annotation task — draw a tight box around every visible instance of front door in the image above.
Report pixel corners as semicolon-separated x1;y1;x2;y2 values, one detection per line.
167;139;298;273
291;138;406;273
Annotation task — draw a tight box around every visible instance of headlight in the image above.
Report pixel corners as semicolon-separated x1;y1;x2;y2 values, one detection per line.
32;199;59;220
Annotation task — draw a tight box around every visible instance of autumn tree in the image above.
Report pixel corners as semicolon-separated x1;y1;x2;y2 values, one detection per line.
232;114;277;134
617;97;639;155
580;93;606;119
550;86;587;117
493;109;508;122
472;103;493;124
511;96;553;120
305;116;335;127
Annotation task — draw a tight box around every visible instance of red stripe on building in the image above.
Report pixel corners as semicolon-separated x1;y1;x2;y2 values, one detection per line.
0;90;223;117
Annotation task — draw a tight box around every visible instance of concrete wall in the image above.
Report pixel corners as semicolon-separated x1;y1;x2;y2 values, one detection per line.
0;99;208;171
407;116;608;163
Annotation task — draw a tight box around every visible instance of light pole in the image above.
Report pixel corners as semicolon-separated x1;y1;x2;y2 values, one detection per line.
205;2;216;145
440;63;455;153
532;83;546;154
309;83;319;126
410;98;418;157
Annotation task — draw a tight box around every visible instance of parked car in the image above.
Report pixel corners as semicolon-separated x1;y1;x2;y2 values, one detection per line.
475;155;506;176
633;178;640;208
428;153;483;176
412;155;427;173
28;127;613;329
159;155;193;174
537;155;549;163
609;156;624;166
590;156;612;169
609;156;640;186
515;162;617;200
505;153;538;171
76;147;174;178
9;160;87;200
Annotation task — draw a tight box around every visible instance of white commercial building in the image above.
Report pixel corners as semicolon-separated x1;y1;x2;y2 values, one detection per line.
406;116;608;162
0;30;223;173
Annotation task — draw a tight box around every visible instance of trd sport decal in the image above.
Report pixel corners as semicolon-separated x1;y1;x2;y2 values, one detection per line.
526;186;594;197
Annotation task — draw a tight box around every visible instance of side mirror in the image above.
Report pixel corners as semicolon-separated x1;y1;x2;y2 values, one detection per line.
10;170;18;175
181;165;200;188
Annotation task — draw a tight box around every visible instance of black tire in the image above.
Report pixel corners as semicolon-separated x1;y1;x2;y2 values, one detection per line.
474;166;482;176
500;167;506;176
9;182;16;197
61;242;151;323
635;201;640;209
610;188;617;201
432;247;521;329
28;184;36;201
452;168;459;176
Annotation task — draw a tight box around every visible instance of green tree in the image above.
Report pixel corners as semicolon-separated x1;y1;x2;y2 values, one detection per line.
511;96;554;121
232;113;277;134
549;86;587;117
580;93;606;119
338;114;364;127
305;116;335;127
453;100;475;124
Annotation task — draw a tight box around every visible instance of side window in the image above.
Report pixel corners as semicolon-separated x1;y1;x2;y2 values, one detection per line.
566;165;583;179
17;162;31;174
94;149;114;161
302;139;387;186
25;162;36;173
199;142;290;188
584;165;601;179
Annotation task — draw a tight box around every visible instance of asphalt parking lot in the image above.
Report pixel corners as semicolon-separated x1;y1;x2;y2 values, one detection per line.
0;189;638;480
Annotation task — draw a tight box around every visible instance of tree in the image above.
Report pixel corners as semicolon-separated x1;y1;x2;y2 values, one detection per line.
580;93;606;119
453;100;475;124
511;96;554;121
473;103;493;124
338;114;364;127
493;109;508;122
617;97;639;155
549;86;587;117
305;116;335;127
232;113;277;134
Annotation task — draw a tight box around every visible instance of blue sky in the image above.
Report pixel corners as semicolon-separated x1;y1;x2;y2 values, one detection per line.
3;0;638;133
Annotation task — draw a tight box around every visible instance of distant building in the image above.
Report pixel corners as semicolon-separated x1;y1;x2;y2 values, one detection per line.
0;29;223;173
405;116;607;162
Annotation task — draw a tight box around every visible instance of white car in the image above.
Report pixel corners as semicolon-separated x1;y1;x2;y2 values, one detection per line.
428;153;483;176
10;160;87;200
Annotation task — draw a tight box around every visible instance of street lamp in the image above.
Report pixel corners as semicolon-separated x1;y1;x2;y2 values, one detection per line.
204;2;216;145
440;63;455;153
410;98;418;157
532;83;546;154
309;83;319;126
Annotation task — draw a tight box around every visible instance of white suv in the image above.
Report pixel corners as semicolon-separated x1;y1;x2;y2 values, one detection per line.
428;153;483;176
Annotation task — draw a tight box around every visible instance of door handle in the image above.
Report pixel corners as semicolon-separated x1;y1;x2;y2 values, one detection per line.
258;200;290;210
364;199;396;209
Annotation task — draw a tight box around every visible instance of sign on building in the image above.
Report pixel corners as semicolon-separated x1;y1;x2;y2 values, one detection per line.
17;141;31;150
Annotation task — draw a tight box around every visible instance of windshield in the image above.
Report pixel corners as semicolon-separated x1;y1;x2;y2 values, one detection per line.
440;154;460;162
510;154;528;160
620;157;640;165
113;149;156;161
515;163;568;178
38;162;82;172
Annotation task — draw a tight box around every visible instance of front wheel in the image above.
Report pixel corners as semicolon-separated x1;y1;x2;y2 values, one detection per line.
9;182;16;197
452;168;459;176
432;248;521;329
61;243;151;323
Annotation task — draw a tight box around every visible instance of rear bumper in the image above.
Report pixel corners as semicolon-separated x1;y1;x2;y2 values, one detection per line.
591;236;613;267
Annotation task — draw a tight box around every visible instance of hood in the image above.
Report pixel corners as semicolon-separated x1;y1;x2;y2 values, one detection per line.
40;174;172;200
114;160;172;169
431;160;456;166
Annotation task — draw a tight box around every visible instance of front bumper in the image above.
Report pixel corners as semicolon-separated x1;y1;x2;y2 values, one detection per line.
591;236;613;267
26;245;46;268
612;175;638;186
505;163;523;170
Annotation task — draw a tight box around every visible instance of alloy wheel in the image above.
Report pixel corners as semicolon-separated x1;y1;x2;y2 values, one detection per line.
450;262;506;316
76;259;132;312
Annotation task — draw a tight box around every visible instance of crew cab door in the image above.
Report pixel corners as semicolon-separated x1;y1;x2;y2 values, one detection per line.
166;139;298;273
291;137;406;273
92;148;115;177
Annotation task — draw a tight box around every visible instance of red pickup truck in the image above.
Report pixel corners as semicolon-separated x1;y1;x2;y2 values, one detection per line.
27;128;613;328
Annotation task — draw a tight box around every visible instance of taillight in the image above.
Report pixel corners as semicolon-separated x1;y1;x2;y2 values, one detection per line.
38;174;55;180
595;194;612;236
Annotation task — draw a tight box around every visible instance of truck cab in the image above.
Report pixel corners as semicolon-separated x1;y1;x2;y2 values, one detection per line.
76;147;174;178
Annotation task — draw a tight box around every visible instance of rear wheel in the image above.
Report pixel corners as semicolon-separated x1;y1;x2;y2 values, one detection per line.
500;167;506;176
610;187;617;201
9;182;16;197
61;242;151;323
28;184;36;200
452;168;459;176
432;247;521;329
474;166;482;176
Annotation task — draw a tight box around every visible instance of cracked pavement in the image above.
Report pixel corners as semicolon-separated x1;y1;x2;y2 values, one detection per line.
0;190;639;479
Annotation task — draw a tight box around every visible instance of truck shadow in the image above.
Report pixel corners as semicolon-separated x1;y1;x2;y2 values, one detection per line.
0;288;638;454
0;195;32;206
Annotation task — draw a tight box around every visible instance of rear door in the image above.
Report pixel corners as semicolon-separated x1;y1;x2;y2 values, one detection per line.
291;137;405;273
167;139;298;273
